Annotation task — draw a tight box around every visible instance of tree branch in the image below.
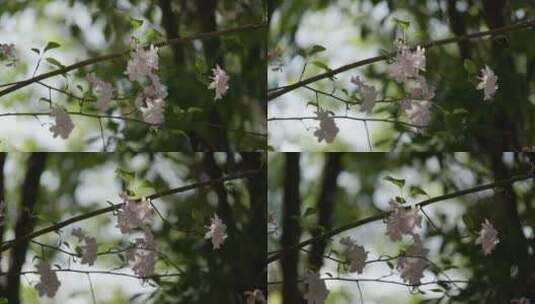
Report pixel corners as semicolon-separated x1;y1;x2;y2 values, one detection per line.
268;19;535;101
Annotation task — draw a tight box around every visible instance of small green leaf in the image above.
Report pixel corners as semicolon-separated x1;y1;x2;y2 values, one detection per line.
115;168;135;184
393;17;410;32
308;44;326;56
409;185;428;197
45;57;65;69
303;207;317;217
144;28;162;41
31;48;40;55
463;59;477;74
311;61;331;72
129;17;144;29
44;41;61;53
384;175;406;189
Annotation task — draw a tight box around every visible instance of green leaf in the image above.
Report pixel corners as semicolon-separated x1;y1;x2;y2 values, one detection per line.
129;17;144;29
45;57;65;69
0;298;7;304
409;185;428;197
115;168;135;184
392;17;410;32
463;59;477;74
384;175;406;189
31;48;40;55
44;41;61;53
308;44;326;56
303;207;317;217
129;179;155;198
144;28;162;41
311;61;331;72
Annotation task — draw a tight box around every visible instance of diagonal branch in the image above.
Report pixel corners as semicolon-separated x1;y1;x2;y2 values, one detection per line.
0;22;266;99
0;169;261;253
266;173;534;264
268;19;535;101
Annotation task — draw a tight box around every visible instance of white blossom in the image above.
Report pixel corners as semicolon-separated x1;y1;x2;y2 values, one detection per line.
477;65;498;101
339;237;368;273
125;43;159;82
511;297;530;304
0;43;17;66
244;289;266;304
116;195;154;233
388;44;426;84
80;236;98;266
313;108;339;144
406;100;432;128
49;106;74;139
397;235;429;285
35;260;61;298
127;229;159;278
351;76;377;113
407;76;435;101
205;213;228;249
208;64;230;100
476;218;499;255
86;73;114;112
140;98;166;125
385;199;422;241
303;270;329;304
134;74;167;125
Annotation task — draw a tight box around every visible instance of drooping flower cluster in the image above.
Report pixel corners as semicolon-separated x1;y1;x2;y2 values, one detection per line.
476;218;499;255
339;236;368;273
313;107;339;143
205;213;228;250
125;42;167;125
49;106;74;139
397;235;429;285
0;43;17;66
71;227;98;266
389;41;434;128
116;194;159;278
208;64;230;100
303;270;329;304
385;199;422;241
35;260;61;298
351;76;378;114
86;73;114;112
127;228;159;278
476;65;498;101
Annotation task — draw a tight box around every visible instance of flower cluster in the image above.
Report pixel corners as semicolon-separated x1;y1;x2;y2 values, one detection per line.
476;65;498;101
389;41;434;128
127;228;159;278
385;199;422;241
205;213;228;250
208;64;230;100
397;235;429;285
351;76;378;114
0;43;17;66
303;270;329;304
71;227;98;266
49;106;74;139
476;218;499;255
125;42;167;125
313;107;339;143
339;236;368;273
35;260;61;298
116;194;154;234
86;73;114;112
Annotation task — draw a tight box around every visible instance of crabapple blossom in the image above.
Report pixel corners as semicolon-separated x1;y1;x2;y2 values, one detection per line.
208;64;230;100
71;227;85;242
49;106;74;139
35;260;61;298
351;76;377;114
86;73;114;111
477;65;498;101
116;195;154;233
407;76;435;101
388;43;426;84
81;236;98;266
244;289;266;304
406;100;432;128
313;108;339;144
397;235;429;285
303;270;329;304
140;98;166;125
385;199;422;241
127;229;159;278
339;237;368;273
476;218;499;255
125;43;159;82
205;214;228;249
0;43;17;66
